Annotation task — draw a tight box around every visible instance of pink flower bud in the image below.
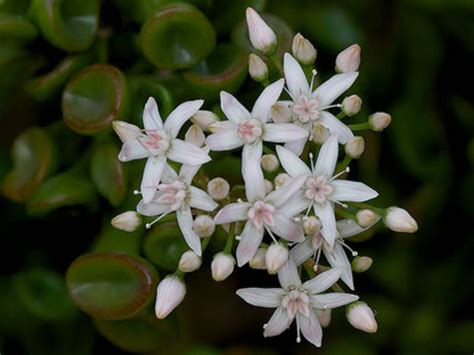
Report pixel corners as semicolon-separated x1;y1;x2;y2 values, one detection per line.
207;177;230;200
335;44;361;73
248;53;268;82
246;8;277;54
346;301;378;333
191;110;217;132
345;136;365;159
292;33;316;65
178;251;202;273
369;112;391;132
384;207;418;233
155;275;186;319
111;211;141;232
265;242;289;274
211;253;235;281
341;95;362;116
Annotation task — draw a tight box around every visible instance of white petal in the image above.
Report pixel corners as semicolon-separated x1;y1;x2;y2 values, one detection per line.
143;97;163;130
324;242;354;290
303;268;342;294
164;100;204;138
284;53;310;99
118;139;149;162
220;91;251;124
188;186;218;212
242;141;265;202
162;163;179;181
319;111;354;144
137;197;169;217
177;207;202;256
141;157;165;204
314;134;338;178
167;139;211;166
290;237;314;266
179;164;200;185
265;174;307;208
337;218;379;238
236;288;285;308
214;202;251;224
236;221;264;267
269;212;304;242
205;130;243;151
263;307;292;338
311;293;359;309
297;310;322;347
279;190;311;218
330;180;378;202
113;121;141;143
252;79;285;123
284;137;307;157
276;145;311;177
314;202;337;247
262;123;308;143
312;72;358;107
278;258;302;289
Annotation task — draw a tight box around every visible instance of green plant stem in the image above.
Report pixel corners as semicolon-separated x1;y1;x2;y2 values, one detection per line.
269;53;283;75
337;111;347;119
261;78;270;87
201;237;211;253
223;223;235;254
263;145;276;155
348;122;370;131
347;202;384;215
336;155;352;172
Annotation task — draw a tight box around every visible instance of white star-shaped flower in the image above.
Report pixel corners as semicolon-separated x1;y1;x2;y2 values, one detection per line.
281;53;358;155
214;173;307;267
137;163;218;256
291;218;379;290
237;259;358;347
276;135;378;247
206;79;308;199
113;97;211;203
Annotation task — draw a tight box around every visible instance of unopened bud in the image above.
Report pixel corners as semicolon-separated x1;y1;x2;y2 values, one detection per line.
249;248;267;270
245;7;277;55
342;95;362;116
335;44;361;73
248;53;268;82
345;136;365;159
369;112;391;132
154;275;186;319
265;242;289;274
178;251;202;273
207;177;230;200
274;173;290;188
316;309;332;327
271;102;292;123
346;301;378;333
111;211;141;232
185;124;205;147
264;179;273;194
352;256;373;273
211;253;235;281
356;209;378;228
311;122;329;144
112;121;141;143
261;154;279;173
383;207;418;233
193;215;215;238
191;110;217;132
303;216;321;235
292;33;317;65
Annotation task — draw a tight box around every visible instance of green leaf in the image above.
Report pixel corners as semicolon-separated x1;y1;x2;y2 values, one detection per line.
92;223;142;256
13;268;78;321
0;14;38;42
143;221;189;272
90;140;126;207
66;252;159;320
139;3;216;69
26;172;98;217
62;64;130;135
183;43;248;100
28;0;99;52
95;314;177;353
1;127;56;203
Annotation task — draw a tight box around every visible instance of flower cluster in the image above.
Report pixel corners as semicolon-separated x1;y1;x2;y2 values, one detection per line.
111;8;418;348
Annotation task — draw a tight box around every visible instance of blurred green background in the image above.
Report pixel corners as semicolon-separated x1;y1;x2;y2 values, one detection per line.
0;0;473;354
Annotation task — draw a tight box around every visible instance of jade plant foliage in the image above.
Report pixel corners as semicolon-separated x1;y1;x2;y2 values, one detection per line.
0;0;473;354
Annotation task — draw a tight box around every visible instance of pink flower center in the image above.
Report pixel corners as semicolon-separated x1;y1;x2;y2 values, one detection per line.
156;180;187;210
304;176;333;204
247;200;275;229
237;119;263;143
281;289;310;319
292;95;320;123
140;130;170;156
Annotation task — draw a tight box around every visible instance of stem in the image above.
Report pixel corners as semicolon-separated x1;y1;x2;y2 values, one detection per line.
347;202;384;215
335;207;355;219
261;78;270;87
337;111;346;119
223;223;235;254
348;122;370;131
269;53;284;76
335;155;352;172
201;237;211;253
263;145;276;155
